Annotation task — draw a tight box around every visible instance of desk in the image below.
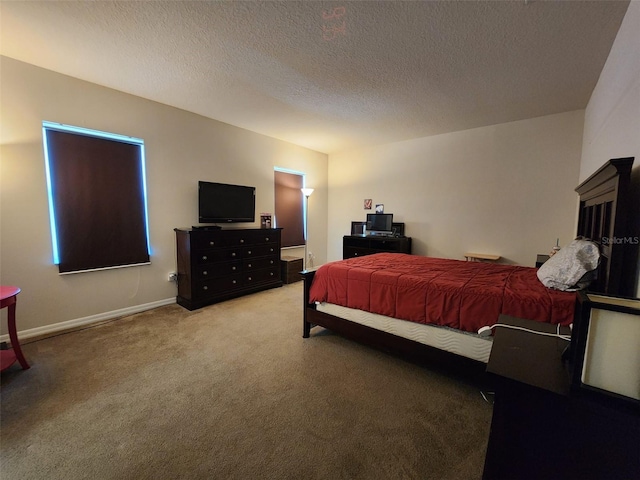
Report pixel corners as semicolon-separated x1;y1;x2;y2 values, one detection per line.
343;235;412;259
483;315;639;479
0;286;30;372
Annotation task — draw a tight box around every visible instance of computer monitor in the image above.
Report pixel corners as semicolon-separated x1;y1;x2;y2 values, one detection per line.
366;213;393;236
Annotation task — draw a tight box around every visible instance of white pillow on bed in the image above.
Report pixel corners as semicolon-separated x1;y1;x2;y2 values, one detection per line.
536;238;600;291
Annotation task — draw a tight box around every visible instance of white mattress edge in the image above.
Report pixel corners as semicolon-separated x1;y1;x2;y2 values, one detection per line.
315;302;493;363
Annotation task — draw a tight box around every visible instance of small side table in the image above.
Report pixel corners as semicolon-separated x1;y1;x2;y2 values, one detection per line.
483;315;571;479
464;252;500;262
1;286;30;372
482;314;640;479
281;256;303;284
535;254;550;268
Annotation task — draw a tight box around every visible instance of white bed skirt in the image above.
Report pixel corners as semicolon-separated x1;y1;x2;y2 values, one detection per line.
315;302;493;363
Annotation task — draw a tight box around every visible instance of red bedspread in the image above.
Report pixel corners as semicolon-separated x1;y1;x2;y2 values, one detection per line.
309;253;576;333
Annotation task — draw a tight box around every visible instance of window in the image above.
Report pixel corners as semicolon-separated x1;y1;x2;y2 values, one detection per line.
42;122;151;274
274;169;305;248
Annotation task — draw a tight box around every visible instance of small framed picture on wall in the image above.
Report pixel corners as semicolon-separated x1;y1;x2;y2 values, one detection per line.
375;204;384;213
364;199;372;210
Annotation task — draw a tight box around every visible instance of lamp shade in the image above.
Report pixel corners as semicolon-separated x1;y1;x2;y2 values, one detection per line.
301;188;314;197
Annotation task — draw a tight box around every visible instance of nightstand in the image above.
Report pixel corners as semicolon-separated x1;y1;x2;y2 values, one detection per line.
483;315;570;480
535;254;550;268
482;315;640;480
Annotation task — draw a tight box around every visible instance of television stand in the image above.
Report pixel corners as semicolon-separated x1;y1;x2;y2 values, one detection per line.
343;235;411;259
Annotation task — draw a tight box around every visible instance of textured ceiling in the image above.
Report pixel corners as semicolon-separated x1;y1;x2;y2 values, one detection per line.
0;1;630;154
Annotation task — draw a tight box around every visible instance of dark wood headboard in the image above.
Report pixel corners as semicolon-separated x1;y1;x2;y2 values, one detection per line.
575;157;635;296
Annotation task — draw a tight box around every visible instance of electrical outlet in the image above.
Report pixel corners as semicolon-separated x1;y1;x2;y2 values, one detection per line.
168;272;178;283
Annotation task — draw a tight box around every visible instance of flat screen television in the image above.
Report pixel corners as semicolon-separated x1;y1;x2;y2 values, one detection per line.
366;213;393;236
198;181;256;223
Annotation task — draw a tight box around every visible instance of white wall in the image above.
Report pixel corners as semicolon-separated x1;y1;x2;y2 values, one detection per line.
327;111;584;265
580;1;640;297
0;56;328;335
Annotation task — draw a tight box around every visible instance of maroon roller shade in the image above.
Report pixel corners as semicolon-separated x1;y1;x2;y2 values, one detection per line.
274;171;305;248
45;128;150;273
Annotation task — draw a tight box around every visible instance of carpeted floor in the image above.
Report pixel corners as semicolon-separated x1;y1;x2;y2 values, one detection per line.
1;282;492;479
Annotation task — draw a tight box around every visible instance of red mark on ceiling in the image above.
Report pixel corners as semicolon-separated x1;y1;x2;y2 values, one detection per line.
322;6;346;41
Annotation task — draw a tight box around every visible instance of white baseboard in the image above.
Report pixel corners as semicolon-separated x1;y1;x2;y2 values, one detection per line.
1;298;176;343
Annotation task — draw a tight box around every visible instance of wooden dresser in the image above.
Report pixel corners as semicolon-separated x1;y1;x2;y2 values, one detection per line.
343;235;412;259
174;228;282;310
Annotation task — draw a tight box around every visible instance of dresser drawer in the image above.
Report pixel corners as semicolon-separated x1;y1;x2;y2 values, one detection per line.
195;261;242;279
195;248;242;264
243;244;278;258
223;230;277;247
244;266;280;285
244;257;278;271
191;232;227;250
193;274;243;298
248;231;278;245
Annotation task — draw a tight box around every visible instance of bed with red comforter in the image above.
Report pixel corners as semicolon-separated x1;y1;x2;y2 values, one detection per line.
309;253;575;333
303;253;577;366
302;158;633;368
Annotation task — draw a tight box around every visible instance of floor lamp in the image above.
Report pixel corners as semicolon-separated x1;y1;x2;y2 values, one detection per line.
301;188;314;270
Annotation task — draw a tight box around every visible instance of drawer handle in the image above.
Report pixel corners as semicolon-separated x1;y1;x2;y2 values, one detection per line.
209;241;215;246
270;248;274;252
248;264;252;268
232;266;236;271
203;271;208;276
265;237;269;241
231;252;236;257
270;260;273;264
202;255;207;261
232;280;236;284
248;277;252;281
248;250;252;255
240;239;244;244
270;272;274;276
203;286;208;291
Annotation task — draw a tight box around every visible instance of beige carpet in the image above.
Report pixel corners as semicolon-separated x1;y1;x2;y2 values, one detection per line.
1;283;492;479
